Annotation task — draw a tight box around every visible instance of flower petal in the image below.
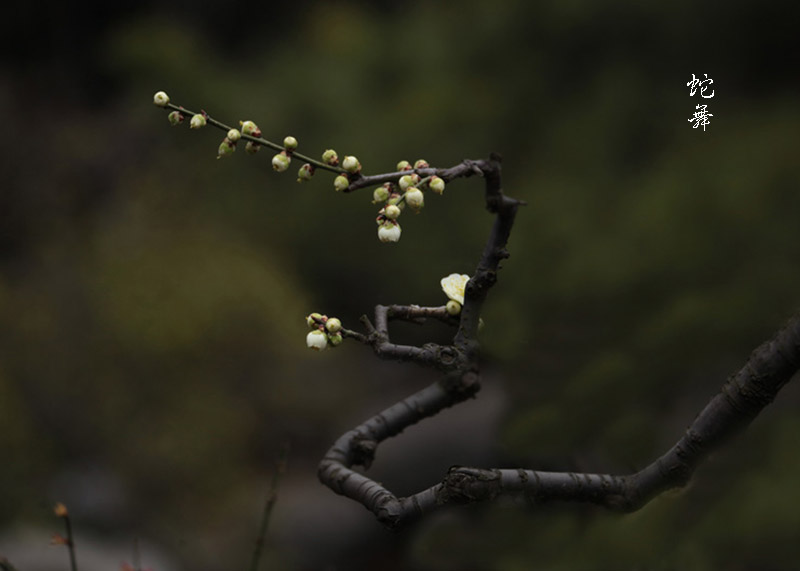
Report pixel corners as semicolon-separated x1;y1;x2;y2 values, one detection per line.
440;273;469;304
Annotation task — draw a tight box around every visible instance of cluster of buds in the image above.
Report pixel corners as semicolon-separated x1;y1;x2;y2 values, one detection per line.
272;136;298;171
322;149;362;192
241;120;262;154
370;159;446;243
217;127;241;159
153;92;452;245
305;313;344;351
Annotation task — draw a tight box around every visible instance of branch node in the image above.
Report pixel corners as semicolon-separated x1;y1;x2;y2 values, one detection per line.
442;370;481;397
352;435;378;468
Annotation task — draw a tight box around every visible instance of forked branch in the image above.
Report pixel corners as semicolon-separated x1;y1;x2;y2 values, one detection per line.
318;154;800;529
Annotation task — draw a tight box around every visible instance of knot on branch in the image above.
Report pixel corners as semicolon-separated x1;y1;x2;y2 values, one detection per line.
435;345;459;367
467;271;497;298
442;370;481;397
441;466;499;504
351;434;378;468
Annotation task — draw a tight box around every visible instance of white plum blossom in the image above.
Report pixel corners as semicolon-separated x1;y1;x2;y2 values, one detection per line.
306;329;328;351
441;273;470;305
378;220;401;242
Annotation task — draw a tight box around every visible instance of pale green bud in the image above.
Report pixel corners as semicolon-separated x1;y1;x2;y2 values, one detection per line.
245;141;261;154
322;149;339;166
283;136;298;150
396;160;411;171
333;175;349;191
446;300;462;316
373;186;390;203
414;159;430;169
168;111;184;126
342;155;361;174
217;138;235;159
153;91;170;107
399;174;416;191
227;128;242;142
429;175;445;194
306;329;328;351
240;120;261;137
272;151;291;172
404;187;424;210
306;312;324;328
189;114;207;129
387;192;405;209
297;163;315;182
328;332;344;346
325;317;342;333
383;204;401;220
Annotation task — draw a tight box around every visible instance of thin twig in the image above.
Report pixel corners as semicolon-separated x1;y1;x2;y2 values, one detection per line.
249;442;290;571
164;102;345;175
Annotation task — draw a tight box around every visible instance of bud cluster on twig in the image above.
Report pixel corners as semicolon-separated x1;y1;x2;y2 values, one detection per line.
153;91;448;245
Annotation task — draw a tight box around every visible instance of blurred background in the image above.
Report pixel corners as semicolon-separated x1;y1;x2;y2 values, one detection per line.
2;0;799;569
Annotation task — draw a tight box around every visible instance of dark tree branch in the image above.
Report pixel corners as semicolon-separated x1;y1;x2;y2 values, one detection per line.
323;310;800;529
319;155;521;526
344;158;491;193
319;153;800;531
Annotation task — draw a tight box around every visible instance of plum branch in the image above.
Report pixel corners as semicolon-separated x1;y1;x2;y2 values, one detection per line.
152;90;800;531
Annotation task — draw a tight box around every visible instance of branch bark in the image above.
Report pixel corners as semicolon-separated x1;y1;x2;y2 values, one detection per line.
318;153;800;530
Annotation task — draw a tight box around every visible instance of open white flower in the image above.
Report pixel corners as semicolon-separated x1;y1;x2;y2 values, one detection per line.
440;273;470;305
306;329;328;351
378;220;401;243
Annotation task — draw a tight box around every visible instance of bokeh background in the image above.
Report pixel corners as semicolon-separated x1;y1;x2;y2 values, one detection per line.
2;1;799;569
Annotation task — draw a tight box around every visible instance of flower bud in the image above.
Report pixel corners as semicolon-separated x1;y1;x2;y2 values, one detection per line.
372;185;390;203
168;111;184;126
53;502;69;518
333;175;349;192
446;300;462;316
245;141;261;154
328;332;343;346
306;312;324;328
396;160;411;171
240;120;261;137
387;192;405;208
272;151;291;172
306;329;328;351
283;136;298;151
189;114;206;129
404;187;424;210
227;128;241;142
322;149;339;166
342;155;361;174
297;163;315;182
378;220;401;243
429;175;445;194
217;138;236;159
398;174;416;191
153;91;170;107
383;204;401;220
325;317;342;334
414;159;430;169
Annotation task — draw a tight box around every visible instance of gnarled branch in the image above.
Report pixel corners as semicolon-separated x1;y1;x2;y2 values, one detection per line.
319;153;800;530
